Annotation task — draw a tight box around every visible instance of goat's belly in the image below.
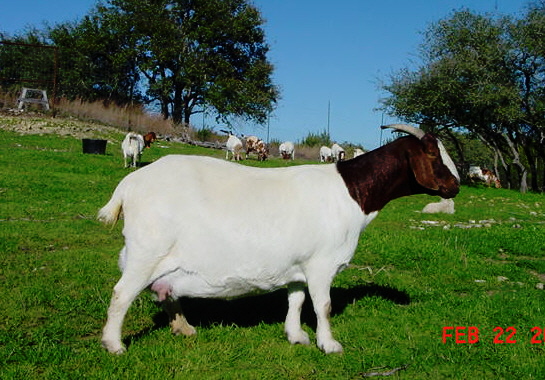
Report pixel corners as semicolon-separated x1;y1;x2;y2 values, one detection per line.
155;266;307;299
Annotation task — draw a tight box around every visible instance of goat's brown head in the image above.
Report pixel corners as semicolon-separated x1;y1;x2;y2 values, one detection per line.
381;124;460;199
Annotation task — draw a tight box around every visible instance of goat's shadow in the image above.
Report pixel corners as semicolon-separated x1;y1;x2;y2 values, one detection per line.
124;284;409;348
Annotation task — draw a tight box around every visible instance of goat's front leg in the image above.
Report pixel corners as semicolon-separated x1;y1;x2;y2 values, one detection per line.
307;272;342;354
284;282;310;345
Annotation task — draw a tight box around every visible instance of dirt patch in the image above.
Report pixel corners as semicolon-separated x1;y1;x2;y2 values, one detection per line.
0;113;125;141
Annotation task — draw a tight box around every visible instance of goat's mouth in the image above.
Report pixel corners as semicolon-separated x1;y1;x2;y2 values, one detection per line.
439;179;460;199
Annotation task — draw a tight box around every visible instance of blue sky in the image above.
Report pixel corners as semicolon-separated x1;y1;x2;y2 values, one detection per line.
0;0;529;149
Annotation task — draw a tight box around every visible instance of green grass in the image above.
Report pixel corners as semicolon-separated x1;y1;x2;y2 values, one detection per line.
1;124;545;379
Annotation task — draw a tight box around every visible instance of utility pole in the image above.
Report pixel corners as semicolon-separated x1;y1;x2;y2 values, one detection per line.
380;112;385;146
267;113;270;143
327;100;331;137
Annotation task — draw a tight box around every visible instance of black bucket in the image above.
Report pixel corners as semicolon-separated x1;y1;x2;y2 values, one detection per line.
82;139;107;154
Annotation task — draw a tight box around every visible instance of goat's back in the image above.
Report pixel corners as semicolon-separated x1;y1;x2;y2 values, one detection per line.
111;155;366;255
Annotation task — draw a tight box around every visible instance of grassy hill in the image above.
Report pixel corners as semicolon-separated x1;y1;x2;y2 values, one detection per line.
1;116;545;379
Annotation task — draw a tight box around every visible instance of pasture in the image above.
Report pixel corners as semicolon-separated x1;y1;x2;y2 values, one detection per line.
1;117;545;379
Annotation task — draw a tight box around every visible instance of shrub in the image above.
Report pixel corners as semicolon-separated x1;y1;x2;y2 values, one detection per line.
300;130;331;147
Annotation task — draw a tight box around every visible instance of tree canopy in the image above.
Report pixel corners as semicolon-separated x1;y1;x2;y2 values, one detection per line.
2;0;278;127
382;3;545;192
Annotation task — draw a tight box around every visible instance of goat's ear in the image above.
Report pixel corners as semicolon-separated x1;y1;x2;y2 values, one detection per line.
409;135;440;190
410;152;439;190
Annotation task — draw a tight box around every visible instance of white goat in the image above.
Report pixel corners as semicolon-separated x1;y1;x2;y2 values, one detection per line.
319;146;332;162
121;132;144;168
331;143;345;162
422;198;455;214
99;124;460;355
225;134;243;161
353;148;364;158
279;141;295;160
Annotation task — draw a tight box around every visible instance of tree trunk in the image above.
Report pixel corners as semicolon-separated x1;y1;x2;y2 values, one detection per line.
171;84;184;124
477;133;510;188
535;135;545;192
183;92;197;125
522;143;539;192
160;95;170;120
504;134;528;193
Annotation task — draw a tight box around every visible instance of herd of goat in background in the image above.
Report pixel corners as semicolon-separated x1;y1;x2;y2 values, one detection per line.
121;130;366;168
119;130;500;191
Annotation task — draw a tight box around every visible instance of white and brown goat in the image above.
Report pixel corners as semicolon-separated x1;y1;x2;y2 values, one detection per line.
121;132;144;168
99;124;459;355
245;135;268;161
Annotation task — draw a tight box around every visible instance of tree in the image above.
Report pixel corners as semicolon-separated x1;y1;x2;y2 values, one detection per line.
93;0;278;125
509;3;545;191
49;14;142;105
382;7;545;192
45;0;277;126
0;29;59;96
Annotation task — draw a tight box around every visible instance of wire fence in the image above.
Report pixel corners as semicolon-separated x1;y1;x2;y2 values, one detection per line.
0;41;58;109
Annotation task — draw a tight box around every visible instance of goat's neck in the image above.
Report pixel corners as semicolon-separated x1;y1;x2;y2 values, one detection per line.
336;145;421;214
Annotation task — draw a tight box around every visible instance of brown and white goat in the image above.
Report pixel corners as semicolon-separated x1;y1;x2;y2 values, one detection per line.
245;135;268;161
99;124;459;355
468;166;501;188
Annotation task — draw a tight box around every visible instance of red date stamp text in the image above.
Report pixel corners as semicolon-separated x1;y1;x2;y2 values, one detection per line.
442;326;545;344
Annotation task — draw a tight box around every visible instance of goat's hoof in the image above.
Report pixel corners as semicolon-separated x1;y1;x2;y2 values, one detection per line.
102;340;126;355
286;330;311;345
172;324;197;337
319;339;343;354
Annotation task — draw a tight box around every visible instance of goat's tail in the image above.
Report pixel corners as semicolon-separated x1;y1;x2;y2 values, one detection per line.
98;189;123;225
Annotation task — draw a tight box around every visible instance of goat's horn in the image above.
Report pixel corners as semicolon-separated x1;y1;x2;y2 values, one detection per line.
380;124;425;139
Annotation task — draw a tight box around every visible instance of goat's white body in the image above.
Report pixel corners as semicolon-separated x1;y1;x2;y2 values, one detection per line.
102;155;373;295
100;154;376;354
121;132;144;167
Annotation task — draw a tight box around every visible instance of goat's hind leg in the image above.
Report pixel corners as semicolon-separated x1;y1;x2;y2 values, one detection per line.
102;246;157;354
102;274;149;354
